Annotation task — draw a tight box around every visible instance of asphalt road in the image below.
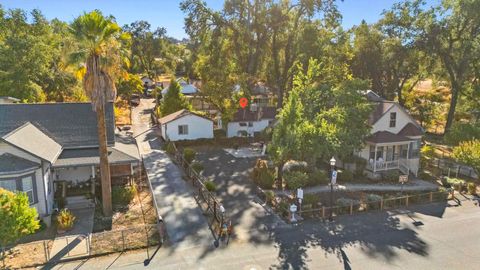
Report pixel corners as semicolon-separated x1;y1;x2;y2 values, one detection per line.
52;194;480;269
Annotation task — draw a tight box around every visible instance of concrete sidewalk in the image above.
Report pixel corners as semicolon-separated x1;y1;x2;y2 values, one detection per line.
132;99;213;250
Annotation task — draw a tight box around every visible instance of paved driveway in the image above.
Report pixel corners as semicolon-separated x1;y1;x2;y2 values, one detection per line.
132;99;213;250
193;146;285;243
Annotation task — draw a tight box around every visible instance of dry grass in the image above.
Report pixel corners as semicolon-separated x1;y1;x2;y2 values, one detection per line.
3;240;52;269
114;98;131;126
111;190;157;230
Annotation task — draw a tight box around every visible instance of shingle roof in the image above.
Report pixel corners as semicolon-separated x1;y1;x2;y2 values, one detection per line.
0;102;115;148
231;107;276;122
2;122;62;163
368;101;395;125
0;153;39;175
53;146;139;168
158;109;212;125
365;131;414;144
398;122;424;137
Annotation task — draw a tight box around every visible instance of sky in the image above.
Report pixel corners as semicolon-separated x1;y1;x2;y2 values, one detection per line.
0;0;437;39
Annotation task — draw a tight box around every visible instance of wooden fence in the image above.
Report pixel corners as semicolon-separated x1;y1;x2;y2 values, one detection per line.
295;190;451;220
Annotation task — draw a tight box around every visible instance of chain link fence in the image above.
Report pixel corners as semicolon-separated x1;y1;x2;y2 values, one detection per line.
2;224;160;269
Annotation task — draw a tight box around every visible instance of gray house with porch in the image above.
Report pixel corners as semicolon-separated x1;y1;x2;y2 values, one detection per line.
0;102;140;226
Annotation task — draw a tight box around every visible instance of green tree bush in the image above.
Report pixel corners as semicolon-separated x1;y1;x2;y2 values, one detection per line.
467;182;477;195
338;170;354;182
453;140;480;177
0;189;40;257
160;78;191;116
191;162;204;173
252;159;275;189
111;185;137;205
183;148;196;164
445;123;480;146
284;171;308;190
204;181;217;192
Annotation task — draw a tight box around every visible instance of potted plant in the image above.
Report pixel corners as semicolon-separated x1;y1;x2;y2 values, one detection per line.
57;209;76;233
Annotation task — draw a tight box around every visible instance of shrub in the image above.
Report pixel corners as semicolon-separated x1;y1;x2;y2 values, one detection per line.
252;159;275;189
418;171;434;181
183;148;196;164
365;193;383;202
112;185;137;205
191;162;204;173
277;200;290;217
284;171;308;190
57;209;76;230
467;182;477;195
444;122;480;146
336;197;359;207
420;144;435;158
307;169;328;186
303;193;319;207
265;190;275;205
214;129;226;139
382;170;401;182
338;170;354;182
204;180;217;192
165;141;176;155
445;177;466;188
354;157;367;177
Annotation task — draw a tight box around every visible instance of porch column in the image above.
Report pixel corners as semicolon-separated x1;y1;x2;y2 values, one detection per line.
91;165;96;195
373;145;377;172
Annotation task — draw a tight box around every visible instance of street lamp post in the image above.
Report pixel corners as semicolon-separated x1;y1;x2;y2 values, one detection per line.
329;157;336;221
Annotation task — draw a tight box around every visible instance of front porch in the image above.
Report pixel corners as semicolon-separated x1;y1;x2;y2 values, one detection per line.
364;141;421;176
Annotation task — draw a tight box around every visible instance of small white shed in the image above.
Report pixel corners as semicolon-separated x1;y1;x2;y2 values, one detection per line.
159;109;214;141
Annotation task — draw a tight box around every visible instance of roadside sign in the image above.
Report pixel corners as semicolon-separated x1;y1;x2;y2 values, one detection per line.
331;170;337;185
297;188;304;200
290;204;297;213
399;175;408;184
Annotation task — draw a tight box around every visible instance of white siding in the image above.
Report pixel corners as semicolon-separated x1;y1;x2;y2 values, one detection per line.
227;119;272;138
371;104;413;134
162;115;214;141
0;142;40;163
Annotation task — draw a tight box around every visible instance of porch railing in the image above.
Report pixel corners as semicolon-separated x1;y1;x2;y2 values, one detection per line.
367;158;410;173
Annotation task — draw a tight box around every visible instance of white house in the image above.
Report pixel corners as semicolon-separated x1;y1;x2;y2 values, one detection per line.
227;106;276;137
356;91;424;177
159;109;214;141
0;103;140;226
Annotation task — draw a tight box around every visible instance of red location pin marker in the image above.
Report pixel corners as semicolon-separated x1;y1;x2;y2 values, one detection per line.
239;97;248;109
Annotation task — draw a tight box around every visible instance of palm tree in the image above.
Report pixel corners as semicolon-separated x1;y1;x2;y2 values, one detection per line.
70;11;123;216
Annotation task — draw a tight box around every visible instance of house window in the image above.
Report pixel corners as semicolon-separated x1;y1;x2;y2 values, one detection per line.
369;146;384;160
248;122;253;127
409;140;421;159
178;125;188;135
389;112;397;128
0;174;36;205
239;122;247;127
22;176;34;204
0;179;17;192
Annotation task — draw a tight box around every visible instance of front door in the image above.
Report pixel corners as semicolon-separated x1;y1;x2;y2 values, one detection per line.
386;146;395;161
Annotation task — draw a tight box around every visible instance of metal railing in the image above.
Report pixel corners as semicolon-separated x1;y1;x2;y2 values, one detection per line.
169;142;227;225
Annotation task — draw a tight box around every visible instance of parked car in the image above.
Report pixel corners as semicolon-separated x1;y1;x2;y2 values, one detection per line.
130;94;140;106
